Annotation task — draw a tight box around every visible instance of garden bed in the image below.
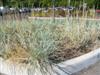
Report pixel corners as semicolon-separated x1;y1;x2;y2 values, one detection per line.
0;18;100;75
2;38;100;64
49;39;100;63
0;19;100;63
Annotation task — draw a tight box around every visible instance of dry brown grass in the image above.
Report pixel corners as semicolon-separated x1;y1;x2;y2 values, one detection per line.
3;45;30;64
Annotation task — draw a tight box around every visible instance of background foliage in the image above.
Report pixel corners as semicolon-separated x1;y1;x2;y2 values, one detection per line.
0;0;100;9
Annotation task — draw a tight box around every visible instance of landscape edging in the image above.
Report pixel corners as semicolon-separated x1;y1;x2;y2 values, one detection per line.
0;48;100;75
55;48;100;75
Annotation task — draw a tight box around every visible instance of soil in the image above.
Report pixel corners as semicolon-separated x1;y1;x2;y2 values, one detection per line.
49;39;100;63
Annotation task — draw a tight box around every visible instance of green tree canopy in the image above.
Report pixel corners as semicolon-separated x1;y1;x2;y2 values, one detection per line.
0;0;99;9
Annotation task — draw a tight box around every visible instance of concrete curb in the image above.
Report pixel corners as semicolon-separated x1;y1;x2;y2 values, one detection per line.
0;48;100;75
56;48;100;75
28;17;100;21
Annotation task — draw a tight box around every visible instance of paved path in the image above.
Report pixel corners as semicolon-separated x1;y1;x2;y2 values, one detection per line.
73;61;100;75
0;73;6;75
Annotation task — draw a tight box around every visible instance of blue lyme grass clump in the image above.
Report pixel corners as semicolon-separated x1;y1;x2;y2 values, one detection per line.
0;18;100;74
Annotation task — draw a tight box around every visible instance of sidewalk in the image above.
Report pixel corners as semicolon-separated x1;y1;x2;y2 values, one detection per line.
0;73;6;75
73;61;100;75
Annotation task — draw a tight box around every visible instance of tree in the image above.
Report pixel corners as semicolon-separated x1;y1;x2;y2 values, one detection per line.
0;0;99;8
95;0;100;9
